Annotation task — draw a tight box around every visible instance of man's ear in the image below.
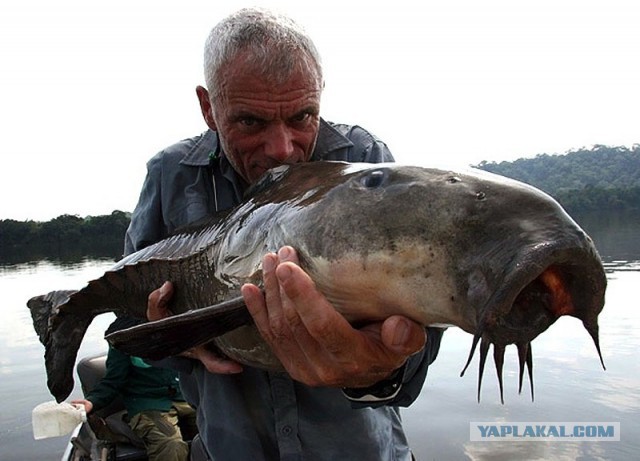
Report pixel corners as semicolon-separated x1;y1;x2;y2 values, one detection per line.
196;86;217;131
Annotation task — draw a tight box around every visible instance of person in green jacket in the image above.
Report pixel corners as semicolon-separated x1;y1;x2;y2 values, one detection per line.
72;316;197;461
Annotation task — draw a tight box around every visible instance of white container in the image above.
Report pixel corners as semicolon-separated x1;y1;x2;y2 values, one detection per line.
32;401;87;440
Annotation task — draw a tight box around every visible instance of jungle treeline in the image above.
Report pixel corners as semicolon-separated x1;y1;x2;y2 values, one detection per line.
1;144;638;263
476;144;640;213
0;210;130;264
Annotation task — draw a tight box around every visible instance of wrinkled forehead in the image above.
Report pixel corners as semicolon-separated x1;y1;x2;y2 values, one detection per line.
217;49;322;96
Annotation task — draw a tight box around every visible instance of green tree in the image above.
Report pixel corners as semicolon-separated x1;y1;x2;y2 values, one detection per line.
476;145;640;212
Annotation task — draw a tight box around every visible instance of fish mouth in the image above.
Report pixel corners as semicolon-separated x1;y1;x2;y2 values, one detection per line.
461;241;607;403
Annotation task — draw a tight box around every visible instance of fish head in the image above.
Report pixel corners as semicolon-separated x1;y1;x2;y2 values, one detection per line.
266;162;606;400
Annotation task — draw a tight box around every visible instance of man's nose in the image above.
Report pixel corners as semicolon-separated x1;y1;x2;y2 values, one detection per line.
264;123;295;162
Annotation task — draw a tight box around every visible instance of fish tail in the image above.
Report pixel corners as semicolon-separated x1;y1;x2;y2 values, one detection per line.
27;291;77;347
27;291;95;402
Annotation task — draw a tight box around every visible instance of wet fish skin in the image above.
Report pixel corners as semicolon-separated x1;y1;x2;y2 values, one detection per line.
27;161;606;403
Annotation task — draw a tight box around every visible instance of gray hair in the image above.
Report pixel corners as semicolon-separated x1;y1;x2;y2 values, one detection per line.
204;8;323;101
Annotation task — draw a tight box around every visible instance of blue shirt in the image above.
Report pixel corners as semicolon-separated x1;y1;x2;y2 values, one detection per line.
124;120;443;461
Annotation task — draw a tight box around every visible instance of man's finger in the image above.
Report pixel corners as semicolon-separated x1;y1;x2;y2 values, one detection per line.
380;316;427;355
262;252;288;332
276;260;354;349
147;281;174;321
183;346;243;374
242;283;269;337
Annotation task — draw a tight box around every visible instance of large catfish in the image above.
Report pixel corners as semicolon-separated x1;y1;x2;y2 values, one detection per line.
28;161;606;403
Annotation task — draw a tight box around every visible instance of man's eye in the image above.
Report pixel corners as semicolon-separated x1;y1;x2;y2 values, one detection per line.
240;117;259;127
293;112;310;122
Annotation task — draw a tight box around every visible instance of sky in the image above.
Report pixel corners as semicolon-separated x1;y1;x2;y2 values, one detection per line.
1;0;638;221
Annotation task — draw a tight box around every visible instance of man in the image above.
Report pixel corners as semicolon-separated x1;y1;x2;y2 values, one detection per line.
126;8;443;460
72;317;197;461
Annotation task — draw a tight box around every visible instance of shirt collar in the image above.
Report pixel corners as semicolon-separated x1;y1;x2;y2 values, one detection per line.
179;118;353;168
179;129;219;167
312;118;354;159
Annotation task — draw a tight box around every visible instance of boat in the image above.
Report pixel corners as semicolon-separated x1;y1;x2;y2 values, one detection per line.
62;353;206;461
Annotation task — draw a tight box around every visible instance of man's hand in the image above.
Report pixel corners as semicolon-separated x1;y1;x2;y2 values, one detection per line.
147;282;243;374
241;246;427;389
70;399;93;414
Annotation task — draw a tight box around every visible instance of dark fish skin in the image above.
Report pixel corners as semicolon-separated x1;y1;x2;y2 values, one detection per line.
27;161;607;403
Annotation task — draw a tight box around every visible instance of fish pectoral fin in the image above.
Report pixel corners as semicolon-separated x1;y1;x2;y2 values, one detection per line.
106;296;252;360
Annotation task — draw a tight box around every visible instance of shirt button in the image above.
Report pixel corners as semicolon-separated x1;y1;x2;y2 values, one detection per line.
281;425;292;436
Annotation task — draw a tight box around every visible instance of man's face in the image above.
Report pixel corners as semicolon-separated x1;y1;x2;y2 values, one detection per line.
203;58;322;185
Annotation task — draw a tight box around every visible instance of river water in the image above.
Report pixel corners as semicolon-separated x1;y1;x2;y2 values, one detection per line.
1;211;638;460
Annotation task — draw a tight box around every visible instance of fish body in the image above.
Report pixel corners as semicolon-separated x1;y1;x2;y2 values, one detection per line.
27;161;606;402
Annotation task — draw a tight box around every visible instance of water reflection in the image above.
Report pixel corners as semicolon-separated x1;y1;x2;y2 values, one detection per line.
574;209;640;263
0;243;121;267
0;255;118;272
462;440;617;461
604;260;640;272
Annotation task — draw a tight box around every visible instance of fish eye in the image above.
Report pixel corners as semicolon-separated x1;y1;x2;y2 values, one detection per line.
360;169;387;189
